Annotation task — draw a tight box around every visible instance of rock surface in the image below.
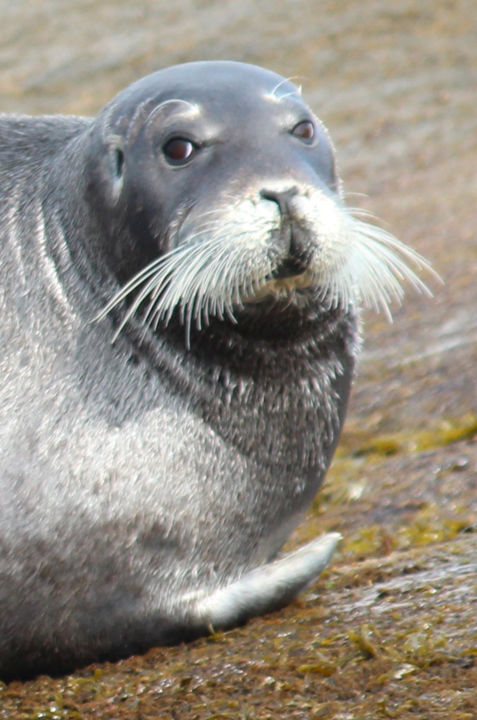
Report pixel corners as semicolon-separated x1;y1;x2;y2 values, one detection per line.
1;1;475;718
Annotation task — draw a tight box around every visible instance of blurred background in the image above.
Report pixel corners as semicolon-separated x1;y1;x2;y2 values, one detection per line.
1;0;474;193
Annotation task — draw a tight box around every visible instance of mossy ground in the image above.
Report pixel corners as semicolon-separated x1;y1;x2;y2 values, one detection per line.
2;533;476;719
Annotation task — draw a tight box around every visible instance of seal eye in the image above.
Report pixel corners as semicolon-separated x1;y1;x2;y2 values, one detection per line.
291;120;315;143
163;137;197;165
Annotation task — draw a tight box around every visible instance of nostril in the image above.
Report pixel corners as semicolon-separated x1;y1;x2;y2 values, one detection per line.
260;187;299;215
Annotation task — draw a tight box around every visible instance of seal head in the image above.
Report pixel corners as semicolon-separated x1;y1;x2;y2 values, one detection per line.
88;61;428;345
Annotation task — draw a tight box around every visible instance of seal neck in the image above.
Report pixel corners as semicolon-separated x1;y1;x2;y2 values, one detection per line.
125;304;357;477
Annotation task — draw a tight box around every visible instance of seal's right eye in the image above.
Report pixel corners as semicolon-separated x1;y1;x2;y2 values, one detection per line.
163;137;197;165
291;120;315;143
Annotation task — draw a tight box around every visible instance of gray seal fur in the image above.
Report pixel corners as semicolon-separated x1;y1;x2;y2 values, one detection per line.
0;61;432;679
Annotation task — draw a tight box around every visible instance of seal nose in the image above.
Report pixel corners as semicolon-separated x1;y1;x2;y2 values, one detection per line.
260;187;310;277
260;187;299;216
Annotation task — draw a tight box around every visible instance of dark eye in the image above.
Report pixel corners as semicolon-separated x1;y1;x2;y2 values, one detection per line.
291;120;315;143
162;137;197;165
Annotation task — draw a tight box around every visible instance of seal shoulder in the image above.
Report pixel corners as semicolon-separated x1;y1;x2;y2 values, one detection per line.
0;113;90;177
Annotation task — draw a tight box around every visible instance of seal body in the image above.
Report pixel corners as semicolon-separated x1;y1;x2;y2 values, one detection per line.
0;61;428;680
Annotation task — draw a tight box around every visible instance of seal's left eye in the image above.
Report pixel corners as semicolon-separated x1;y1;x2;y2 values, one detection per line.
291;120;315;143
163;138;197;165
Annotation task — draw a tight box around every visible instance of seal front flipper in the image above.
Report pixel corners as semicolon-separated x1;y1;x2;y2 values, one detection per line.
193;533;341;631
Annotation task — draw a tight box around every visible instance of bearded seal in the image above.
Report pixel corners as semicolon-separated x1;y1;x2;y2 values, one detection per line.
0;61;433;680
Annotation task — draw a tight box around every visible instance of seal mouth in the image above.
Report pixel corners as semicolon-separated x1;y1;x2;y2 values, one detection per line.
271;255;309;279
242;250;314;302
245;267;314;303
